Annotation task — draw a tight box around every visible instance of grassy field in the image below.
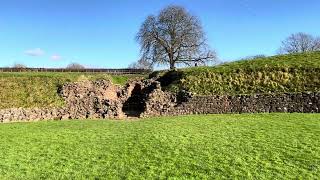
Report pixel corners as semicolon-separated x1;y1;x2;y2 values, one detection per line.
160;51;320;95
0;114;319;179
0;72;142;109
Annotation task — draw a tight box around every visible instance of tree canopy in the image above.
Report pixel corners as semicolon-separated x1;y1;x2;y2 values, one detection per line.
279;32;320;54
136;5;216;70
66;63;85;69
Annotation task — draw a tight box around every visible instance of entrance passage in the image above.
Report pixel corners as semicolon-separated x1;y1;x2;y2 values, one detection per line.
122;84;146;117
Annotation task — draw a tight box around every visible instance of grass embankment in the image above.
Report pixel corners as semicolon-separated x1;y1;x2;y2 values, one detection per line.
162;52;320;95
0;72;142;109
0;114;319;179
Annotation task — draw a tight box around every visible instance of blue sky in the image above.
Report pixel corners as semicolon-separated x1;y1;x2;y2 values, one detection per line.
0;0;319;68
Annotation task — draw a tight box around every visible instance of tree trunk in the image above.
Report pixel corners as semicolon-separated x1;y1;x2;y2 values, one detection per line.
169;53;175;70
169;62;175;70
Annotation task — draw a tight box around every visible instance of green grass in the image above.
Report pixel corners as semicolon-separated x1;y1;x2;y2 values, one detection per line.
162;51;320;95
0;72;143;109
0;114;319;179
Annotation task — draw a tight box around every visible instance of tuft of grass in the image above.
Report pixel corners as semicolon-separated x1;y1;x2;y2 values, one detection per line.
0;72;143;109
0;114;319;179
162;51;320;95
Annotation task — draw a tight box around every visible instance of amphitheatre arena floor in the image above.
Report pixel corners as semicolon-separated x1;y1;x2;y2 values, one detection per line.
0;113;319;179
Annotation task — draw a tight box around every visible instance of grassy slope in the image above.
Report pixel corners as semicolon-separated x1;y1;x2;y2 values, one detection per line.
0;114;319;179
1;52;319;109
0;72;142;109
164;52;320;95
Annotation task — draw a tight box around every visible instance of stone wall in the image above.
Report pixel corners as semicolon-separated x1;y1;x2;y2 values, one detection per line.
0;79;161;122
142;92;320;117
1;79;319;123
0;108;68;123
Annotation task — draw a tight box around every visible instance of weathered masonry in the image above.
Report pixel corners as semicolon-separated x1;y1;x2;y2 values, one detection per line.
1;79;319;123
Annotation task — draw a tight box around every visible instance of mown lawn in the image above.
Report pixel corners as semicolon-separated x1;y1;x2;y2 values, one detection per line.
0;114;319;179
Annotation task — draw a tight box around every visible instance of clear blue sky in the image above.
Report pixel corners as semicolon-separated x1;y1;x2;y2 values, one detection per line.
0;0;319;68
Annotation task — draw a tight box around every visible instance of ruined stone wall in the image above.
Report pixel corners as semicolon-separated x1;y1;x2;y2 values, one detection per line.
1;78;319;123
0;80;129;123
0;108;67;123
0;79;162;122
142;92;320;117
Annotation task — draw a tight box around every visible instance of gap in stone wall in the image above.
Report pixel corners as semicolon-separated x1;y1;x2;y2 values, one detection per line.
122;84;146;117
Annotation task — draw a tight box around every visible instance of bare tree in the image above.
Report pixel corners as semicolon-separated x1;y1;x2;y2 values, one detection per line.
13;63;27;68
239;54;266;61
66;63;85;69
128;58;153;70
279;32;320;54
136;5;216;70
314;37;320;50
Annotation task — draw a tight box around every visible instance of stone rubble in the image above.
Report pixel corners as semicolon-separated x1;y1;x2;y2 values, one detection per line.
1;78;319;123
